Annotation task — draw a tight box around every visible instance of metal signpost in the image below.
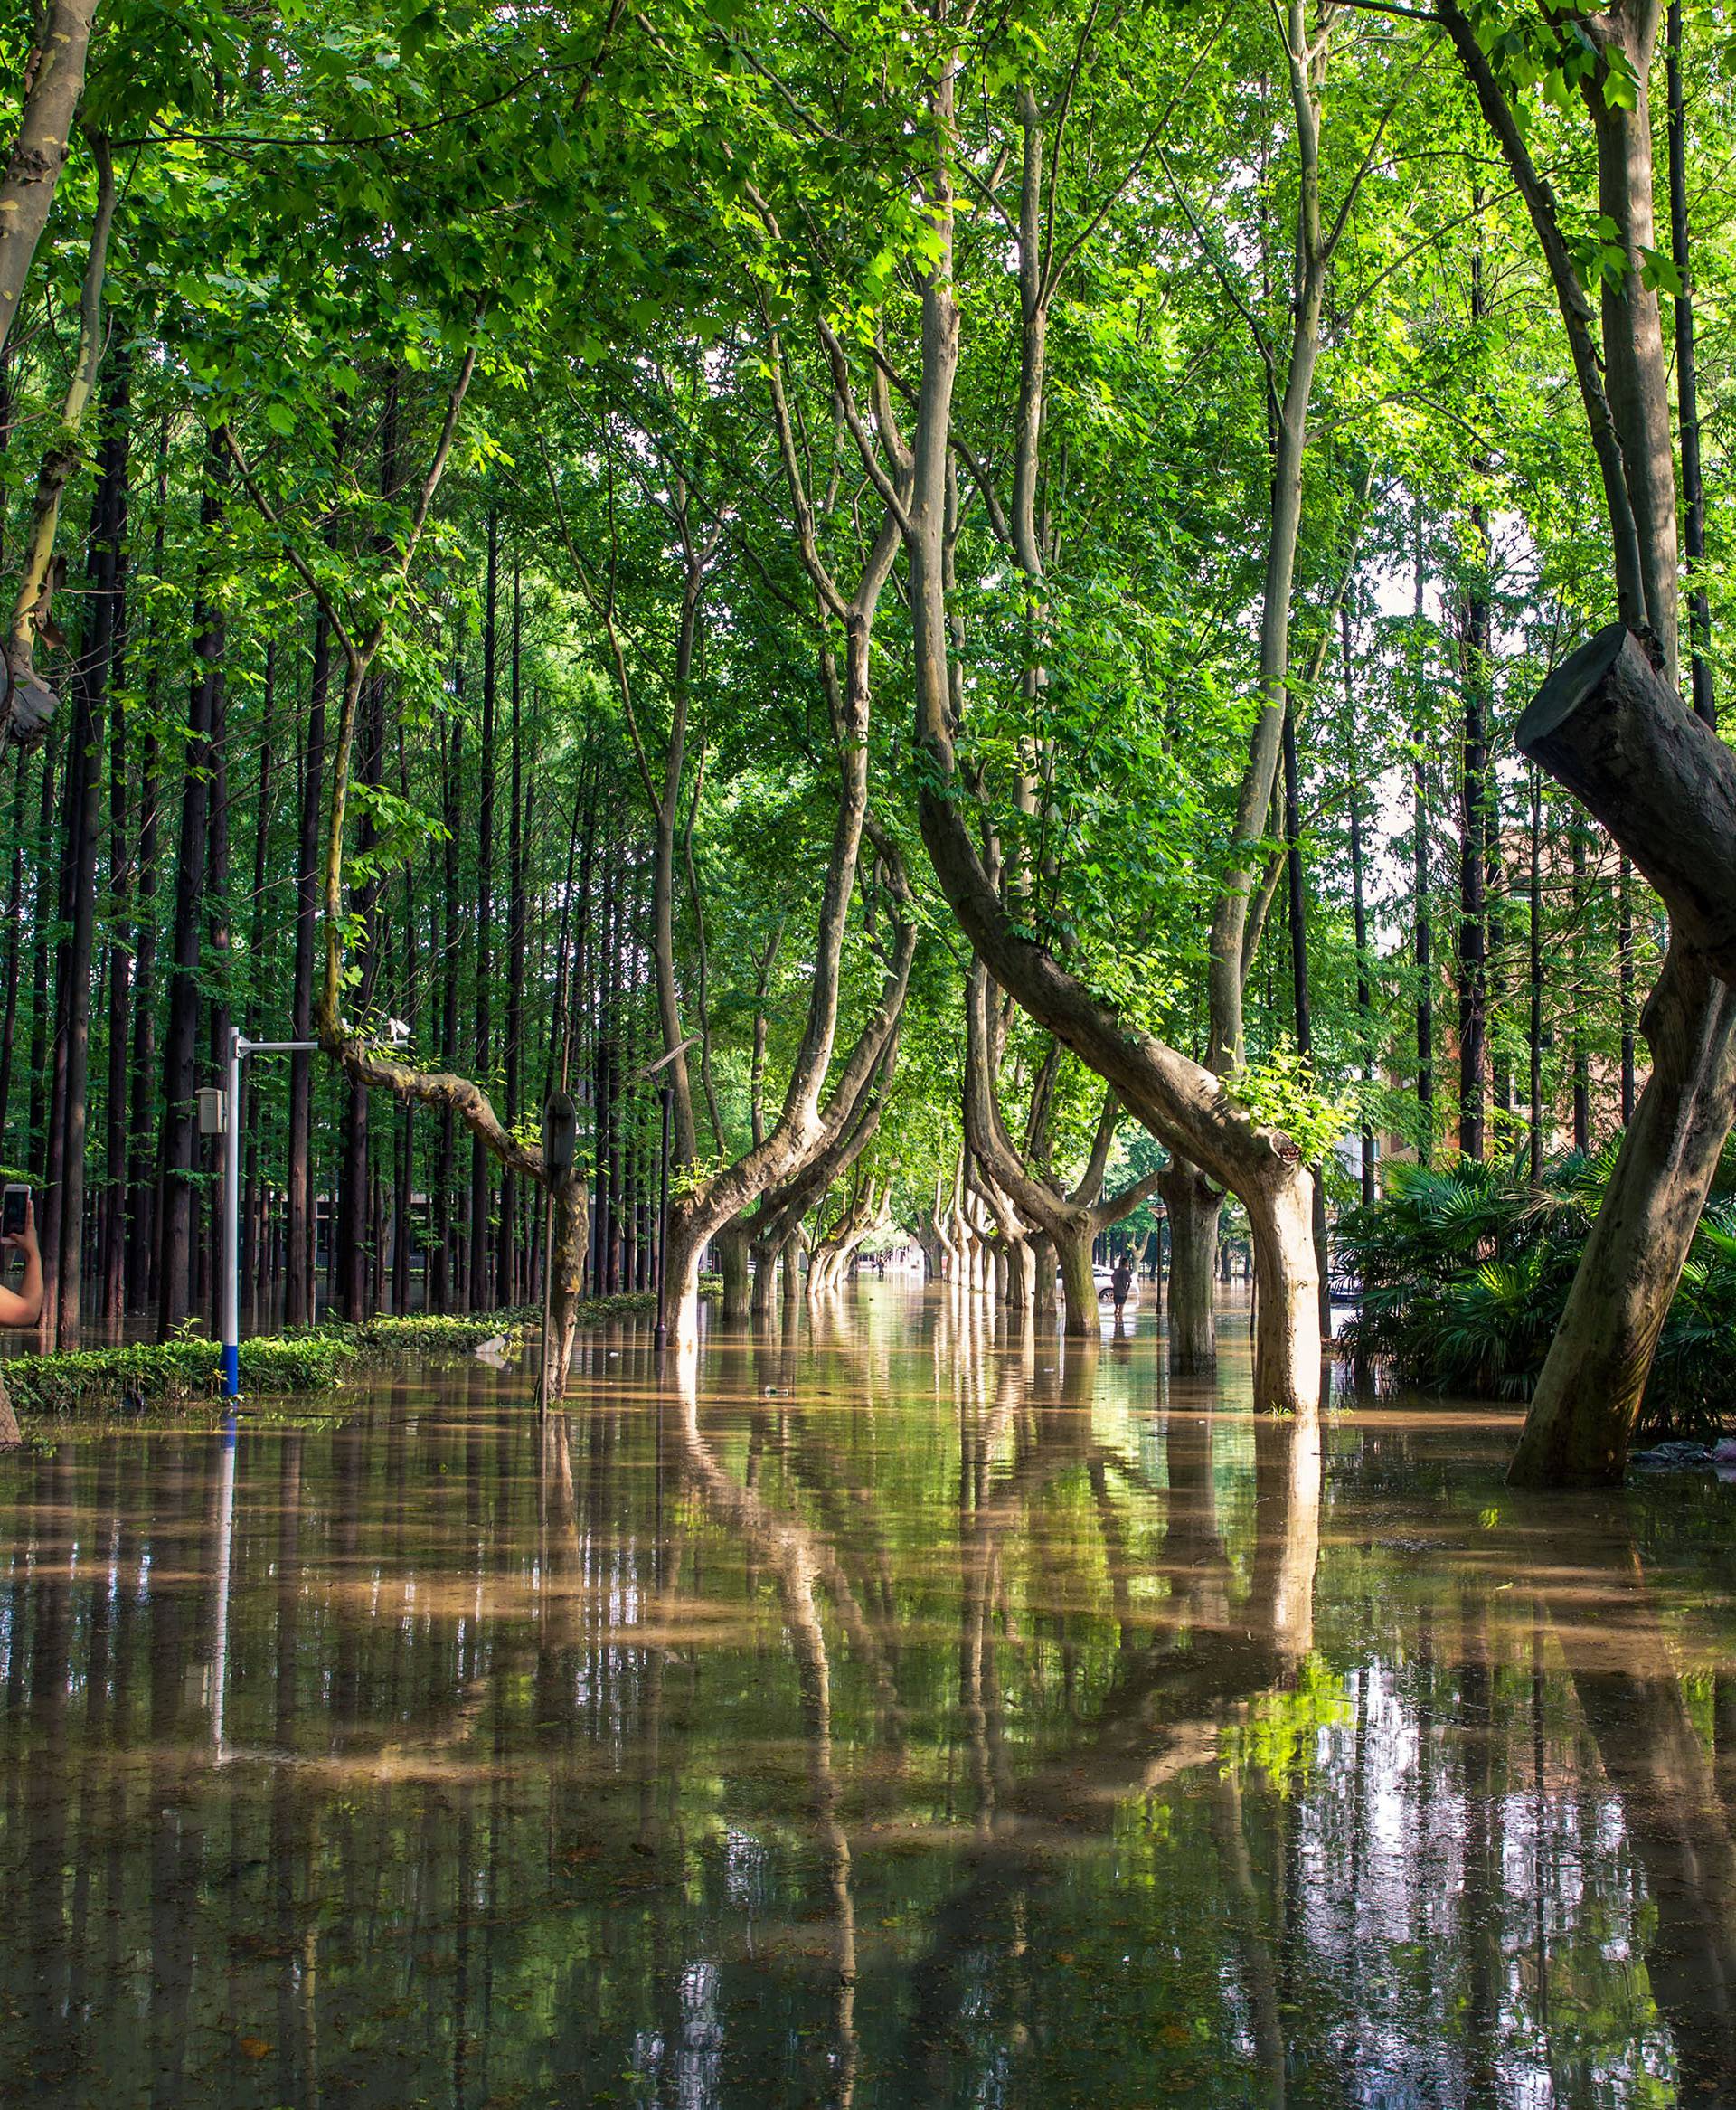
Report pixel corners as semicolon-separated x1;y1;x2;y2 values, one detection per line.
218;1028;319;1399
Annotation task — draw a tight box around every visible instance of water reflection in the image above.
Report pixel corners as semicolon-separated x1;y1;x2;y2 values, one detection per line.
0;1285;1730;2105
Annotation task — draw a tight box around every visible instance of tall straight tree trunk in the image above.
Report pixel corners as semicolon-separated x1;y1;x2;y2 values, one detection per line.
591;847;616;1298
1281;701;1328;1334
1528;764;1543;1180
336;670;382;1320
392;730;418;1318
336;396;398;1323
1666;0;1712;731
0;745;27;1151
468;512;497;1307
1343;608;1375;1208
241;642;275;1327
25;725;53;1182
99;370;133;1327
285;612;327;1328
1412;506;1433;1162
200;548;233;1330
124;417;166;1315
431;706;461;1314
1458;492;1489;1160
1571;822;1590;1152
123;725;158;1315
38;619;88;1338
47;364;127;1344
499;554;524;1310
156;431;226;1336
1488;796;1513;1132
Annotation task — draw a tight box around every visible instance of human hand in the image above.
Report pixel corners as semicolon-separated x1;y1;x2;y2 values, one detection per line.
1;1195;37;1261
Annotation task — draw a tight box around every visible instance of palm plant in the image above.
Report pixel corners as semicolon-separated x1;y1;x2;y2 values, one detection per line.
1338;1147;1736;1432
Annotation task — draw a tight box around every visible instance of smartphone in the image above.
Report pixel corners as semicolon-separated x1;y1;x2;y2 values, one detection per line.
1;1185;27;1240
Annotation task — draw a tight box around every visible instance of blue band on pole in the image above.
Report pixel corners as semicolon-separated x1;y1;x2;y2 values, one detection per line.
221;1345;241;1399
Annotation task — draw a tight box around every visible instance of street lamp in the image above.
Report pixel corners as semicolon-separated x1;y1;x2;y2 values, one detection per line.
218;1027;319;1399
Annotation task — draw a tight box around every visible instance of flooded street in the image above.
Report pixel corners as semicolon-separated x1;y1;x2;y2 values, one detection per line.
1;1284;1733;2107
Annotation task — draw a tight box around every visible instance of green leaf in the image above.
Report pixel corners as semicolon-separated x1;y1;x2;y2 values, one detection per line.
1638;245;1684;296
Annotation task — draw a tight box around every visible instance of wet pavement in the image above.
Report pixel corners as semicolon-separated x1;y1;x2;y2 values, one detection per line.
0;1282;1732;2106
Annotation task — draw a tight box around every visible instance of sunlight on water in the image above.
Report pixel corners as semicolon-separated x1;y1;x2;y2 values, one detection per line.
0;1283;1731;2107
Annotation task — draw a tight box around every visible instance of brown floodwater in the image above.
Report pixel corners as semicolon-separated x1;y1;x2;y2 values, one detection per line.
2;1282;1734;2108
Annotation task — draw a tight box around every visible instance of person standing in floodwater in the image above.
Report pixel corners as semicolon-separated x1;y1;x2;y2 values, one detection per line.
1110;1250;1134;1320
0;1193;43;1447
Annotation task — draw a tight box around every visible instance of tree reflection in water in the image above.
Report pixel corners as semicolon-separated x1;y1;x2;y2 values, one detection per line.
0;1284;1728;2105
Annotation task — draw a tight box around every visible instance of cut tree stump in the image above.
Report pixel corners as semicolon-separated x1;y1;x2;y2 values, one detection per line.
1517;623;1736;983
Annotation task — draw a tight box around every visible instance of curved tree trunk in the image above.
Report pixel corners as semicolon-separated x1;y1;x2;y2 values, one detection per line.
1162;1167;1221;1377
781;1233;801;1303
1510;949;1736;1486
1442;10;1728;1483
661;1215;710;1349
900;73;1320;1420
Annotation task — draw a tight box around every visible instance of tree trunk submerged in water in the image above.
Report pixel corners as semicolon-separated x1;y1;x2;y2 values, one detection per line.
543;1170;590;1397
716;1225;751;1321
1509;948;1736;1487
1441;6;1727;1486
1162;1166;1220;1376
901;71;1321;1423
1507;628;1736;1484
1053;1225;1097;1339
662;1210;711;1349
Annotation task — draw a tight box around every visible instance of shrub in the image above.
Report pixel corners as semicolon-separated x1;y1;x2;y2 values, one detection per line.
0;1293;659;1420
1338;1146;1736;1434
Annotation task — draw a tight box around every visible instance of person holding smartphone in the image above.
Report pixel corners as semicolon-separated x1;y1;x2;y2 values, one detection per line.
0;1188;41;1329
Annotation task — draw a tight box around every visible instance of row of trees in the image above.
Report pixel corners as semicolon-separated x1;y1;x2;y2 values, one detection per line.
0;0;1729;1479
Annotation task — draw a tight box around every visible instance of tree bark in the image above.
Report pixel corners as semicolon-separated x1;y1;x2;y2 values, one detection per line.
1161;1166;1222;1376
1458;504;1489;1160
430;701;460;1314
286;613;328;1328
1666;2;1712;727
2;131;115;750
1509;948;1736;1487
1344;609;1375;1207
156;433;227;1336
0;746;27;1149
1516;623;1736;983
0;1;98;362
716;1224;751;1321
500;553;525;1307
468;512;497;1305
123;431;166;1317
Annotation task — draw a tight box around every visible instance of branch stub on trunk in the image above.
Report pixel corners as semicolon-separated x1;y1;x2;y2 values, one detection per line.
1516;621;1736;986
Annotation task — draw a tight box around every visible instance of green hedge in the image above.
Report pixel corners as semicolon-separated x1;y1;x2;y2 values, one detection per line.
0;1292;658;1419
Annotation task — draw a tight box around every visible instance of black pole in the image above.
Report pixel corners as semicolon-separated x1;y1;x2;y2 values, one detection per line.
654;1083;673;1350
